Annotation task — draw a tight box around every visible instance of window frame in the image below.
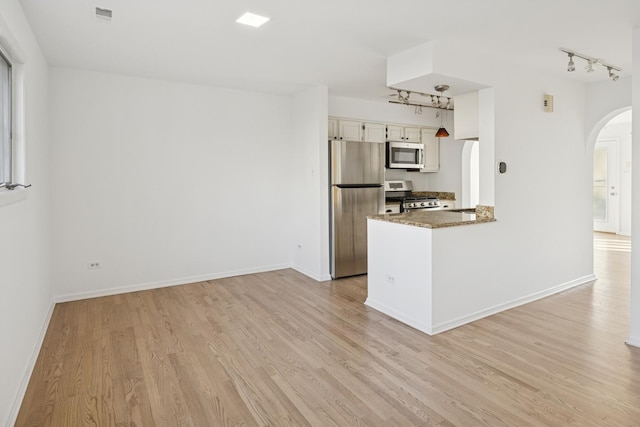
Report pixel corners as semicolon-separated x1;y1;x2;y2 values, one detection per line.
0;48;12;187
0;26;27;207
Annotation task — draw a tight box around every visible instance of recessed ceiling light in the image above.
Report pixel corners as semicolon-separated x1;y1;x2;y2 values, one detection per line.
236;12;270;28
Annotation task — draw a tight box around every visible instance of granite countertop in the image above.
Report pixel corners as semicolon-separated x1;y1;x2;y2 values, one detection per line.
368;206;496;229
412;191;456;200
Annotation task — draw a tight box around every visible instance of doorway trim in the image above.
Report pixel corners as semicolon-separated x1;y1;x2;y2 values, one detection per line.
593;138;620;234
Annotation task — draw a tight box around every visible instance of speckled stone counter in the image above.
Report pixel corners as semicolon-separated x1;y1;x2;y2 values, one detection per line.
412;191;456;200
368;206;496;229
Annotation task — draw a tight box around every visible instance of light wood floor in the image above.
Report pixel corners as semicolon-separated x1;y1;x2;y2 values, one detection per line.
17;233;640;426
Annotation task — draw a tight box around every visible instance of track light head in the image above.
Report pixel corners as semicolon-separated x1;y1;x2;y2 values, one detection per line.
608;67;620;81
567;53;575;72
585;60;594;73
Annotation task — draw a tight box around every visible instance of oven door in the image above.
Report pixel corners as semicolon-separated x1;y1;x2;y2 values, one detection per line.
386;142;424;169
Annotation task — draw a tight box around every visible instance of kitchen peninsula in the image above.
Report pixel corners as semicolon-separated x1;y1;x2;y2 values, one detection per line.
366;207;497;335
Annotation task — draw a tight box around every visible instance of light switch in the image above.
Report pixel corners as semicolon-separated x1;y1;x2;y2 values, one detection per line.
543;94;554;113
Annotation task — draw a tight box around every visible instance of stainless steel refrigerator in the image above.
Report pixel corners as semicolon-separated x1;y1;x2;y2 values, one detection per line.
330;139;385;279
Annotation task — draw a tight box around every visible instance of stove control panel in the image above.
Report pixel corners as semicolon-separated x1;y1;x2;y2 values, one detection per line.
404;199;440;209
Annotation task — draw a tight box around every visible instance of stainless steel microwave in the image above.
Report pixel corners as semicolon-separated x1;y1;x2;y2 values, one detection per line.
386;141;424;169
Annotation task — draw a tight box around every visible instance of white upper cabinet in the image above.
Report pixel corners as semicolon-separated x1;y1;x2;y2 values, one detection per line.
386;125;421;142
420;128;440;172
386;125;404;141
364;122;386;143
327;118;440;172
328;118;338;140
453;91;479;141
338;120;363;141
404;127;421;142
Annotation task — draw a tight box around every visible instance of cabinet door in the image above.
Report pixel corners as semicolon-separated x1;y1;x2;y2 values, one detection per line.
404;127;422;142
328;119;338;140
420;128;440;172
364;122;386;143
386;125;403;141
338;120;363;141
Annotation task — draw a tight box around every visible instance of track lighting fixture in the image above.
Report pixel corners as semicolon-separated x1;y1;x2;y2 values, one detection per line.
560;48;621;81
387;87;453;113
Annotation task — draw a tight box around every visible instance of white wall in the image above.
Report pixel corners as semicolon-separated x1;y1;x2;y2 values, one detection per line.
291;86;330;280
490;68;592;289
0;1;51;425
629;27;640;346
329;95;465;197
50;69;294;299
383;41;594;318
586;77;631;144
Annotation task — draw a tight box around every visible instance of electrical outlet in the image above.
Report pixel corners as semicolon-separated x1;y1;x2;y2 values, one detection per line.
87;261;101;269
386;275;396;284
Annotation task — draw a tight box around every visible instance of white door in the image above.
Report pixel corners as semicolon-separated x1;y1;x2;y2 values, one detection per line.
593;139;619;233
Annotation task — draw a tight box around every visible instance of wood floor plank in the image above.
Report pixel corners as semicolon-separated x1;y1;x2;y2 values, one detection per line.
15;232;640;426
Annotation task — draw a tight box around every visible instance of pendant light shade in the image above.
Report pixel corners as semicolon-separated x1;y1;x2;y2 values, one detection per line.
435;127;450;137
434;85;450;138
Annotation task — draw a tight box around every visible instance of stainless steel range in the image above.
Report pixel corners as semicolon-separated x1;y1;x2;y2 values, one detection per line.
384;180;442;213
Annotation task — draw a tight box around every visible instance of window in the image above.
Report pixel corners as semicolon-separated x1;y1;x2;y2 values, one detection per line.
0;51;11;186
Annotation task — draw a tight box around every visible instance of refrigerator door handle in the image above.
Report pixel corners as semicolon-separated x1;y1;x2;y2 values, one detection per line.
335;184;383;189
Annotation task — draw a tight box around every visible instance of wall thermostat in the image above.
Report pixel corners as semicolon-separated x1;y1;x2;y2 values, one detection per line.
497;161;507;174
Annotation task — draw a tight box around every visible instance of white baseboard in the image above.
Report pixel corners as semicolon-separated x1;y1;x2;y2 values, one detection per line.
626;336;640;347
365;298;433;335
431;274;597;334
291;264;331;282
7;299;55;427
54;263;291;303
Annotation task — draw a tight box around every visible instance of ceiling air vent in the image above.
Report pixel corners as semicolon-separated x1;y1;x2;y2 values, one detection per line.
95;7;112;21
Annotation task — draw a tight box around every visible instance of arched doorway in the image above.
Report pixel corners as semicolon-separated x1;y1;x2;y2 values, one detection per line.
461;140;479;208
588;106;635;345
593;110;632;235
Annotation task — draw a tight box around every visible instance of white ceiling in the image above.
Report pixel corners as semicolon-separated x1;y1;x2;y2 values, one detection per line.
18;0;640;99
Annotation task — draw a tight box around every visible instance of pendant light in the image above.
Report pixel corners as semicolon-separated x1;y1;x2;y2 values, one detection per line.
434;85;450;137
